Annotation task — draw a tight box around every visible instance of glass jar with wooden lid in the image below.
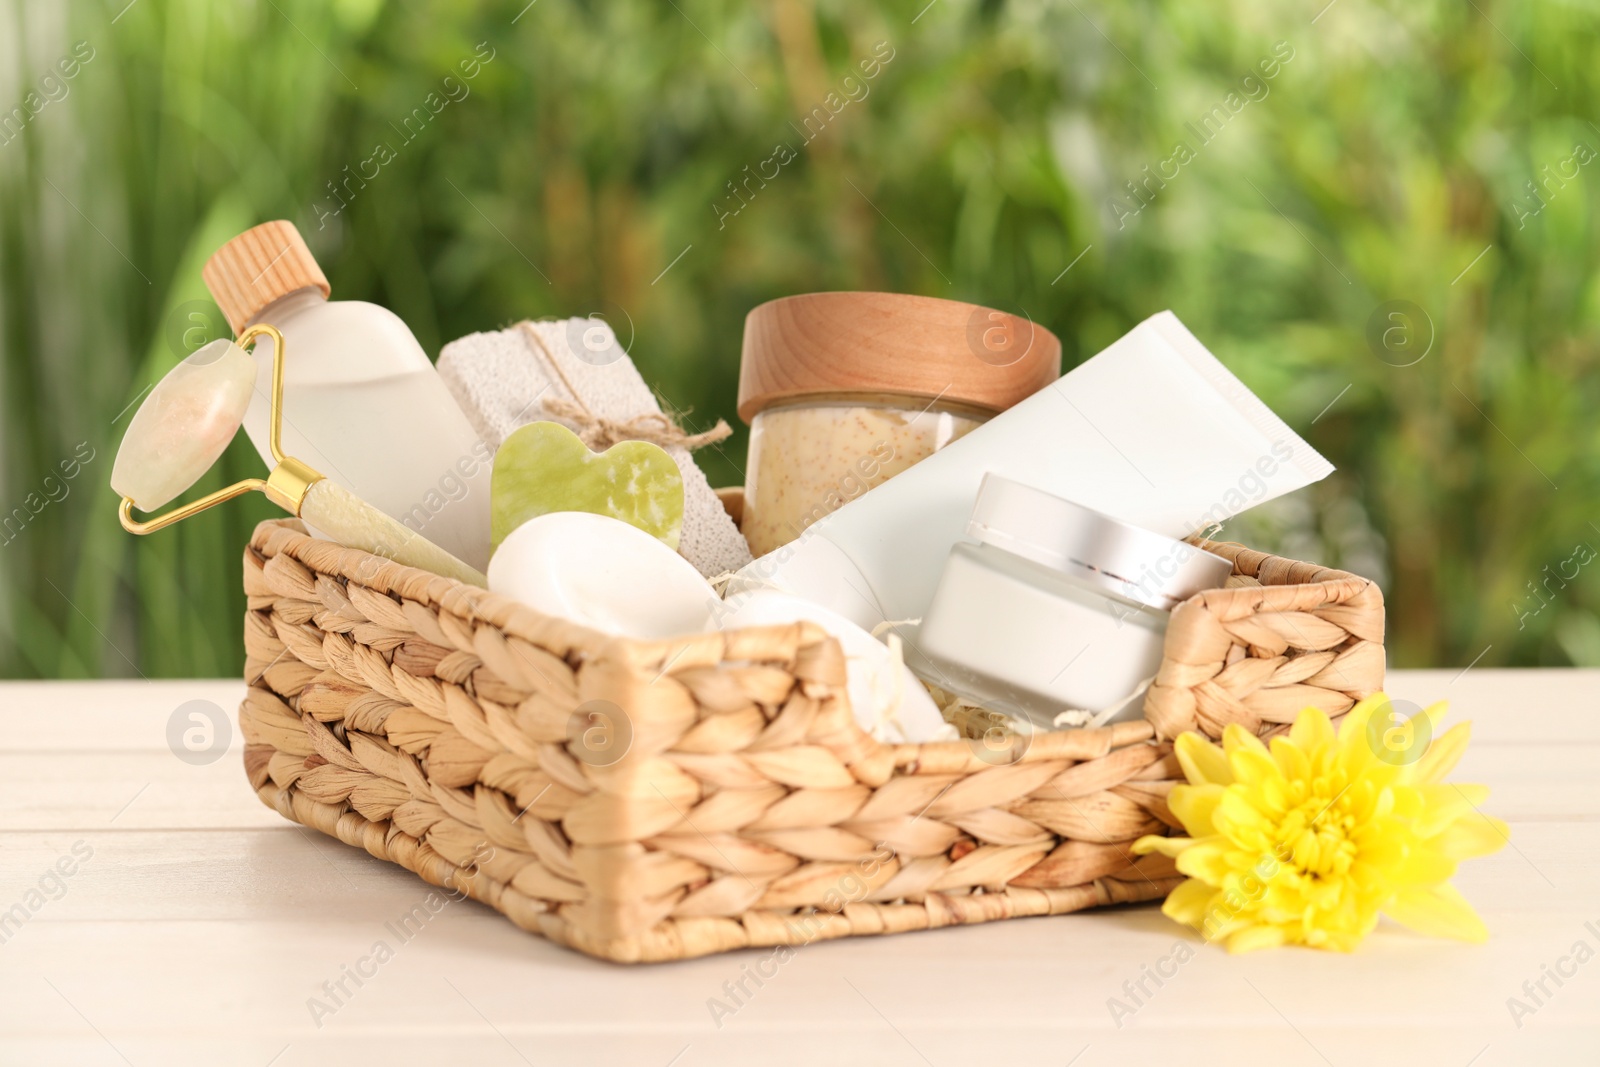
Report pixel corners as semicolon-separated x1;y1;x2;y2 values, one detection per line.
736;291;1061;557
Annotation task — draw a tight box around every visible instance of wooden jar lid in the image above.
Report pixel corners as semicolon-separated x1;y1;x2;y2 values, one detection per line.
202;220;330;335
736;291;1061;423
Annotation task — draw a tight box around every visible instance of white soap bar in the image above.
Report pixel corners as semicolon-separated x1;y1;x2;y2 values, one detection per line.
715;589;955;745
729;311;1333;631
488;512;717;639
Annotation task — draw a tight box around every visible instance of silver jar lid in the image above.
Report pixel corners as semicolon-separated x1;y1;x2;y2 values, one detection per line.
966;474;1232;610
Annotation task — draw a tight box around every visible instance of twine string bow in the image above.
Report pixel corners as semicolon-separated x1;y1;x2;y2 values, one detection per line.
518;321;732;452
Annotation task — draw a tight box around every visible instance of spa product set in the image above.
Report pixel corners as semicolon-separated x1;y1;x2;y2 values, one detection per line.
113;220;1331;746
729;301;1332;732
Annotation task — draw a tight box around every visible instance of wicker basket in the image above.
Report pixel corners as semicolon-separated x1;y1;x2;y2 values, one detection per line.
240;514;1384;963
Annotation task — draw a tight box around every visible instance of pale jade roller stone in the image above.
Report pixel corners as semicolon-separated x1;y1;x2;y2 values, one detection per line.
715;589;956;745
487;512;717;639
491;422;684;554
111;338;255;511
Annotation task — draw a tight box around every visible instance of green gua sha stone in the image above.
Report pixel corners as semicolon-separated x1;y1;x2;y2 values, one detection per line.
491;421;684;554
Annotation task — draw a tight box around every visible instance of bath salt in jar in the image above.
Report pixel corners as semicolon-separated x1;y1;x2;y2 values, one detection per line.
914;475;1233;731
736;292;1060;557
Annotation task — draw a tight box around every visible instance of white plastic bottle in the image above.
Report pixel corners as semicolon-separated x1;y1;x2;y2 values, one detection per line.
203;221;493;569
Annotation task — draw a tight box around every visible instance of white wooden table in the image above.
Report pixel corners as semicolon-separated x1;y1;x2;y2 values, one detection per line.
1;670;1596;1065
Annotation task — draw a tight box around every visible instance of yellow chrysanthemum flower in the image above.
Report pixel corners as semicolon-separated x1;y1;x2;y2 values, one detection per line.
1133;693;1507;953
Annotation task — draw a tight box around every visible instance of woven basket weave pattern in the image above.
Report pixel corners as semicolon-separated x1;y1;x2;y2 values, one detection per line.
240;519;1384;962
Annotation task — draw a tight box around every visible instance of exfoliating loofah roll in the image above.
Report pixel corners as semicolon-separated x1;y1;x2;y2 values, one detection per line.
438;319;753;579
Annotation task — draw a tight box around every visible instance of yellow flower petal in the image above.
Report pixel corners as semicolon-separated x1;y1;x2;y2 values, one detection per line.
1313;926;1367;953
1270;736;1312;782
1176;842;1235;883
1337;693;1389;774
1225;924;1288;954
1215;789;1272;840
1433;813;1510;860
1133;833;1198;857
1162;877;1218;926
1352;831;1405;871
1383;883;1490;943
1390;847;1458;887
1175;732;1233;786
1289;706;1334;756
1168;783;1225;838
1223;723;1271;762
1415;721;1471;785
1230;747;1282;789
1413;783;1489;838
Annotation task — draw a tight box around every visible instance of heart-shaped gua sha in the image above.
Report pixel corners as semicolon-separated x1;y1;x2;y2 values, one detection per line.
491;421;684;554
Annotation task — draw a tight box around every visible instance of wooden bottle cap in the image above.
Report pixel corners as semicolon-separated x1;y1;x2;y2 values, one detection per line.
202;220;330;335
736;291;1061;423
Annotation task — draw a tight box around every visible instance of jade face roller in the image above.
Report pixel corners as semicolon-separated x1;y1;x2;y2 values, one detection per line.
112;323;488;586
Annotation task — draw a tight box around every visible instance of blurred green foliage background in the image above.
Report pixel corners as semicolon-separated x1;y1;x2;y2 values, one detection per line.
1;0;1596;678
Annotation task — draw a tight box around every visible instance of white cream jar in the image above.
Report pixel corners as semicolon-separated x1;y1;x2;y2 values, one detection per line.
913;475;1232;730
